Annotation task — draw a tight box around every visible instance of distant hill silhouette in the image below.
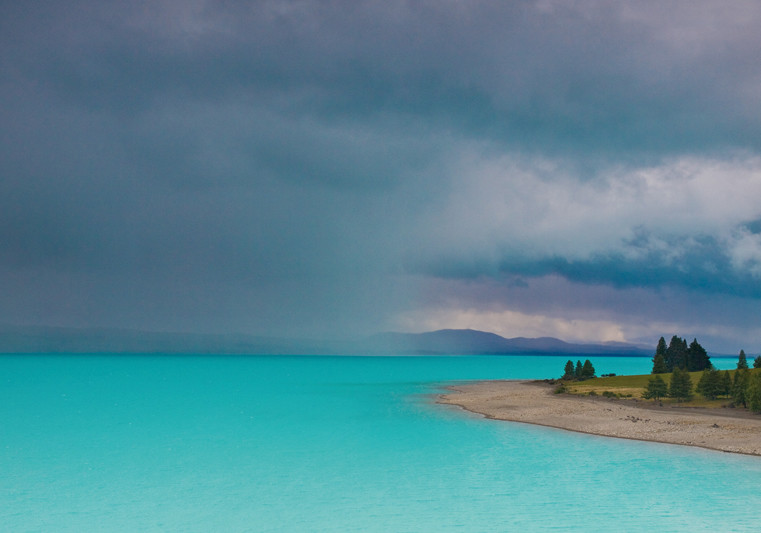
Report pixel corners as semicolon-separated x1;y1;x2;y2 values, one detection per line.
0;324;650;356
363;329;651;356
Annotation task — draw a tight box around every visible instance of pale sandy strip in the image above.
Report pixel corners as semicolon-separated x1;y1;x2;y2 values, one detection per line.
438;380;761;456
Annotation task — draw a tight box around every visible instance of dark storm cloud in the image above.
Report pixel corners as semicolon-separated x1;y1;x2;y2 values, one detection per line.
2;0;761;348
422;229;760;297
7;1;761;156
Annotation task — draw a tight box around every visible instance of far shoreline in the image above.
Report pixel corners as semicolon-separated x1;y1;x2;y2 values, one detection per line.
438;380;761;457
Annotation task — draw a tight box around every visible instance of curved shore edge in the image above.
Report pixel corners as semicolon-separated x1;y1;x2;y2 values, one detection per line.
438;380;761;457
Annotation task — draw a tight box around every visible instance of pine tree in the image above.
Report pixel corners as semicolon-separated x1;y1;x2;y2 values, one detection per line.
642;375;668;401
580;359;596;380
562;360;575;380
651;353;668;374
665;336;688;371
747;372;761;413
696;368;721;400
655;336;667;357
737;350;749;370
721;370;732;398
575;360;583;379
706;368;720;397
652;338;668;374
732;369;750;407
697;370;710;398
686;338;711;371
669;367;693;402
754;356;761;369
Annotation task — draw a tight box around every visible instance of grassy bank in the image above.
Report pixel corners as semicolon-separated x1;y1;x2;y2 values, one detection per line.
564;368;761;408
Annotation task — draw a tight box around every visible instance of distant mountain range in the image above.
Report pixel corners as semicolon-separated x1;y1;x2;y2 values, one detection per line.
0;324;652;356
364;329;651;356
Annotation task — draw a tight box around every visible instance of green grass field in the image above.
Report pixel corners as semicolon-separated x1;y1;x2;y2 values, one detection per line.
565;368;760;407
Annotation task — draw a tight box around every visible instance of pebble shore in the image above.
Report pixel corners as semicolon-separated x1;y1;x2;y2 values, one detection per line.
439;380;761;456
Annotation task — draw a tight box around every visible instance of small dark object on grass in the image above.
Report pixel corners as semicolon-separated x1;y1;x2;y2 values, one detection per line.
600;373;617;377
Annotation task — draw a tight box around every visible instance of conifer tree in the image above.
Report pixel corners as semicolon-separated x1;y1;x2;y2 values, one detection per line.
737;350;749;370
575;360;583;379
656;336;667;353
655;336;667;357
696;368;721;400
732;369;750;407
562;360;575;380
721;370;732;398
643;375;668;401
754;356;761;369
697;369;710;398
580;359;595;380
686;338;711;371
747;373;761;413
669;367;693;402
651;353;668;374
652;337;668;374
665;336;688;371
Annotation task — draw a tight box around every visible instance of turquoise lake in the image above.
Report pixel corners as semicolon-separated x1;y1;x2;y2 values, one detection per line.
1;354;759;532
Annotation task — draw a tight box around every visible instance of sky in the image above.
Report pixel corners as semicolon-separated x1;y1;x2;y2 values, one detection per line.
2;0;761;353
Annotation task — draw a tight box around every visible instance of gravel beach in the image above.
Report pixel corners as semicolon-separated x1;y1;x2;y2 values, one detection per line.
439;380;761;456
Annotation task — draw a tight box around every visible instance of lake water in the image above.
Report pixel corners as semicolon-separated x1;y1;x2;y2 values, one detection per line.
1;354;758;532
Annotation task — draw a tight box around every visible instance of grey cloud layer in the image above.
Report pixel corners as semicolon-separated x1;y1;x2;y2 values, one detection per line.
2;1;761;347
7;1;760;154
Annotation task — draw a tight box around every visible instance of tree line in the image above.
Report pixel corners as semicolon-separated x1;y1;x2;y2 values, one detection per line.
561;359;596;381
650;335;711;373
646;338;761;411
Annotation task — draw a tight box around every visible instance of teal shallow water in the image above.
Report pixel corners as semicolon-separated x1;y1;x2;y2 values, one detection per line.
1;354;758;532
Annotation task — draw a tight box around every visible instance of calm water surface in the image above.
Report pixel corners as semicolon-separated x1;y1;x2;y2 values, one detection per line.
1;354;758;532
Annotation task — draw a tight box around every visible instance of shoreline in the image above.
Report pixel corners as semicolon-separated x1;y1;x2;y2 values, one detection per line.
438;380;761;456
